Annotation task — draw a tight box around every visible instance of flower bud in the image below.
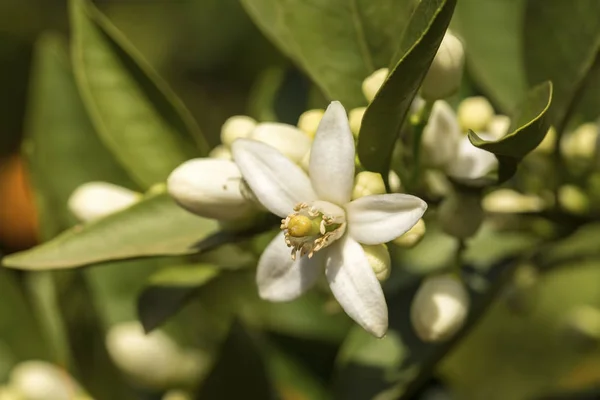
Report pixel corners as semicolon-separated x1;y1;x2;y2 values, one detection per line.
106;322;202;389
446;135;498;182
351;171;386;200
68;182;141;222
534;126;556;154
411;274;470;342
349;107;367;138
0;386;20;400
220;115;257;147
208;144;232;160
457;96;494;132
9;361;78;400
558;185;590;215
392;218;426;248
438;191;483;239
167;158;255;220
297;109;324;139
563;305;600;350
388;170;402;193
487;115;511;140
421;100;462;167
362;244;391;281
163;390;192;400
300;150;310;172
361;68;388;102
249;123;312;163
482;189;545;213
420;32;465;101
561;122;599;160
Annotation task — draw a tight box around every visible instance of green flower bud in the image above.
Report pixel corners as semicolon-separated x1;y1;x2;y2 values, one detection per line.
438;191;484;239
563;305;600;351
482;189;545;213
163;390;192;400
220;115;257;147
392;218;426;248
534;126;557;154
421;32;465;101
297;109;324;139
362;244;391;281
457;96;494;132
361;68;388;102
351;171;386;200
561;122;599;161
558;185;590;215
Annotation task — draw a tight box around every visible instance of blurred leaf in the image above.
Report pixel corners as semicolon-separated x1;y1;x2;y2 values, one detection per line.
70;0;207;188
524;0;600;131
240;0;417;108
195;321;276;400
357;0;456;183
451;0;527;112
538;223;600;267
3;192;219;270
247;66;286;122
24;33;136;240
468;81;553;182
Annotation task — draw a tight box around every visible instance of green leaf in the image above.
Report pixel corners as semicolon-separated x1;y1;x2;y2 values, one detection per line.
70;0;207;188
468;81;553;182
451;0;527;112
357;0;457;182
2;192;219;270
24;32;136;240
240;0;418;108
538;223;600;267
524;0;600;131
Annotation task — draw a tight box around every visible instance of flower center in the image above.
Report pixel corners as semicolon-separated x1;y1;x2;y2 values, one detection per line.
281;201;346;260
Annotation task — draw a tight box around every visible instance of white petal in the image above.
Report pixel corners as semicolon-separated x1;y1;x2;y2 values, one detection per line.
346;194;427;245
249;122;312;163
446;135;498;180
309;101;355;205
325;237;388;337
421;100;461;167
256;232;324;301
232;139;317;218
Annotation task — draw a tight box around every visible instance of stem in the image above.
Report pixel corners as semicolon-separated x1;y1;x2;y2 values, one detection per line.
409;101;434;190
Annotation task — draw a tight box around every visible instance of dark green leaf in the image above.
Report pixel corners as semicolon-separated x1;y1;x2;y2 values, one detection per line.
357;0;457;182
195;322;276;400
468;81;553;182
524;0;600;131
451;0;527;112
240;0;417;108
2;192;219;270
70;0;207;188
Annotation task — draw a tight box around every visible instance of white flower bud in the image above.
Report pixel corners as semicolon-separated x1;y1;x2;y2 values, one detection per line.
457;96;494;132
411;274;470;342
388;170;402;193
349;107;367;138
167;158;255;220
208;145;232;160
421;100;462;167
249;123;312;163
420;32;465;101
351;171;386;200
487;115;511;140
482;189;545;213
9;361;78;400
446;135;498;182
163;390;192;400
362;244;391;281
300;150;311;172
561;122;599;160
558;185;590;215
392;218;426;248
361;68;388;102
297;109;324;139
68;182;141;222
438;191;483;238
220;115;257;147
534;126;556;154
106;322;200;389
0;386;21;400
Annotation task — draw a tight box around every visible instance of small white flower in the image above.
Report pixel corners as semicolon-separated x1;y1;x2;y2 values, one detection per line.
249;122;312;163
167;158;255;220
362;68;389;102
421;32;465;101
9;361;79;400
68;182;141;222
411;274;470;342
232;101;427;337
220;115;257;147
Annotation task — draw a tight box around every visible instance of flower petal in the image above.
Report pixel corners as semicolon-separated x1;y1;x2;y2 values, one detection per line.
232;139;317;218
421;100;461;167
346;193;427;245
256;232;324;301
446;135;498;180
325;237;388;337
309;101;355;205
